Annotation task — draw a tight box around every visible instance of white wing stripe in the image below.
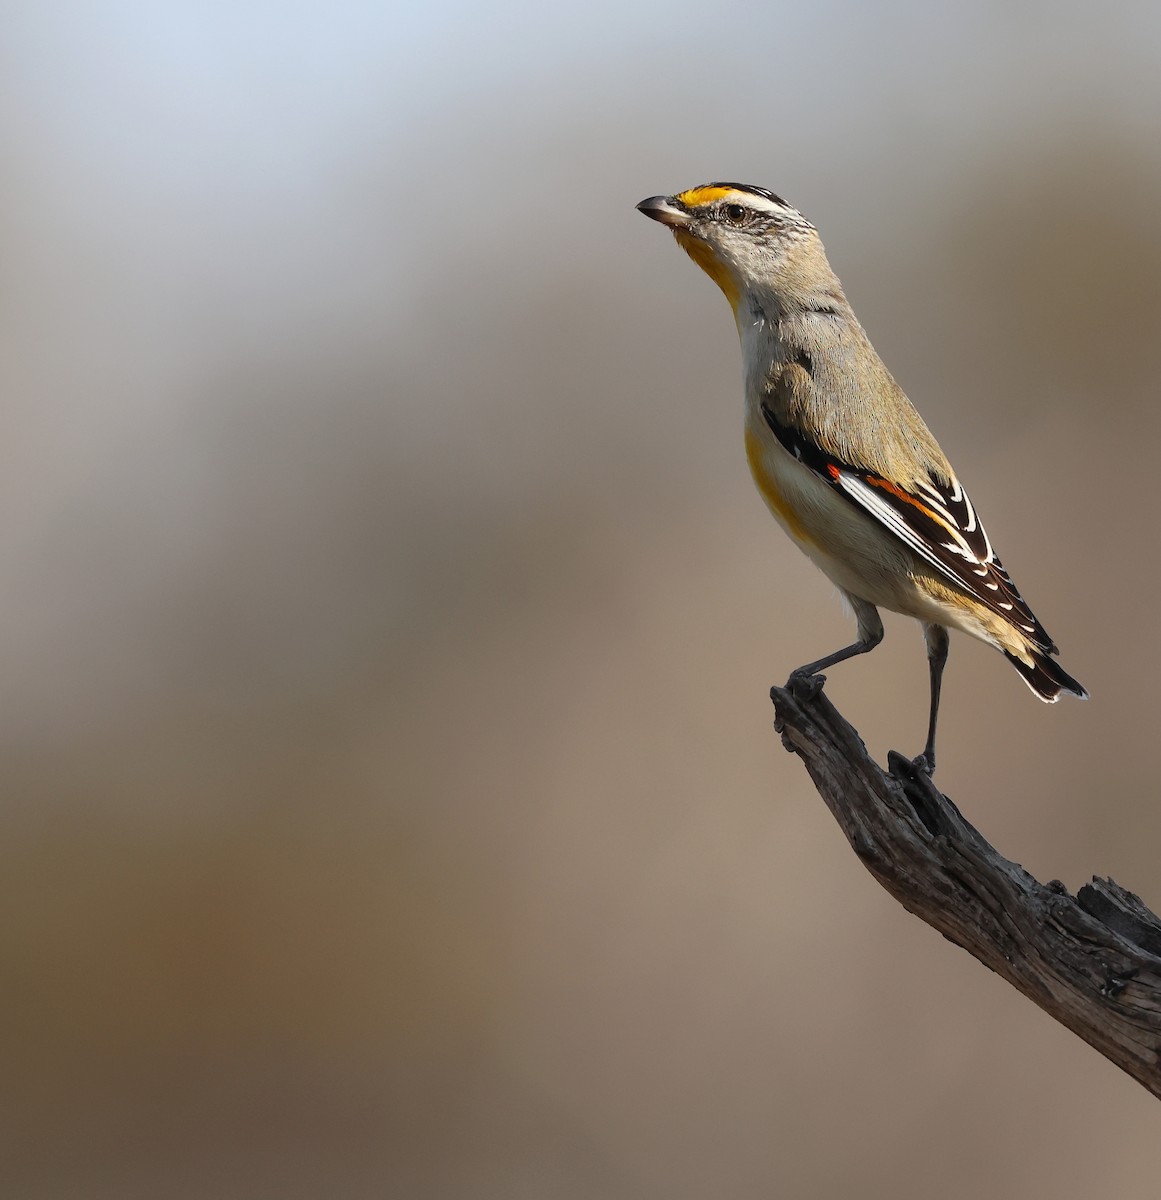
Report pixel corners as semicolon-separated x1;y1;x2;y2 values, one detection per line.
836;474;955;581
838;472;1013;616
825;463;1050;649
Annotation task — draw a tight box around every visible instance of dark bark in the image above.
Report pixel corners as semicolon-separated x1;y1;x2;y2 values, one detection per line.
771;677;1161;1100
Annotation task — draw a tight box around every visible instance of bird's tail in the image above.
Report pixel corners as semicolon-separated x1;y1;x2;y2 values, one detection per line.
1004;648;1088;703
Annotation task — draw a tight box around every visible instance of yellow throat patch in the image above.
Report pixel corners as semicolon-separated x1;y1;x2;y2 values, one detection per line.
672;186;744;314
674;230;741;314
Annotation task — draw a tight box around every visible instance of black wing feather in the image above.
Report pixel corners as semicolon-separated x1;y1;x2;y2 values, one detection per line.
760;404;1055;652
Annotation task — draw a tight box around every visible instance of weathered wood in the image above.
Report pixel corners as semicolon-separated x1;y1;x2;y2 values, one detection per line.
771;677;1161;1099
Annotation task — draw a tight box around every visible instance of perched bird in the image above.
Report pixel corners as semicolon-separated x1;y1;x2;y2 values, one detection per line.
637;183;1085;772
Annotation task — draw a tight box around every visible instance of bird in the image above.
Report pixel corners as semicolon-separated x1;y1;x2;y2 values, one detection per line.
637;182;1085;773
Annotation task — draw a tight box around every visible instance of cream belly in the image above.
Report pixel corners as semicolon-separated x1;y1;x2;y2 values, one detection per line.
742;413;1002;649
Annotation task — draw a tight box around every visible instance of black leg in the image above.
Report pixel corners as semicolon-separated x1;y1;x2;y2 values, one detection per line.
917;623;949;774
791;636;881;679
789;598;884;691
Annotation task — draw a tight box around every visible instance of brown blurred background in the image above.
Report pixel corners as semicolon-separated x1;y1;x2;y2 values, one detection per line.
3;4;1161;1196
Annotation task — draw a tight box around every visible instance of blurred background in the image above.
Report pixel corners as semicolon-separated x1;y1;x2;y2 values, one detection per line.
3;2;1161;1196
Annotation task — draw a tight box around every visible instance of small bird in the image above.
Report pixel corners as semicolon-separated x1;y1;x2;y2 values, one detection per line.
637;183;1085;772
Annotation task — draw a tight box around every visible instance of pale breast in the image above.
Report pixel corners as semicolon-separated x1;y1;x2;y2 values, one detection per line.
744;409;923;610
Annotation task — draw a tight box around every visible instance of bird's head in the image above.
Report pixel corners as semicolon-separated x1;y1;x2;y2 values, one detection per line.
637;183;830;318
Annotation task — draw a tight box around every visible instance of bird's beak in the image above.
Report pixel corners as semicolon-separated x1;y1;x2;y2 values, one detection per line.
636;195;691;229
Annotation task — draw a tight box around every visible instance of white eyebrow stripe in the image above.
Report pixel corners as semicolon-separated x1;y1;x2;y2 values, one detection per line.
743;192;788;214
719;188;805;221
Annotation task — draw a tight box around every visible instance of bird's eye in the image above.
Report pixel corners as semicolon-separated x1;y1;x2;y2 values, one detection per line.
722;203;748;225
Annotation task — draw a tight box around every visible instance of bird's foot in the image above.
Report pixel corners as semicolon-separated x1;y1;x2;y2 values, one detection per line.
787;670;826;702
888;750;936;781
910;751;936;777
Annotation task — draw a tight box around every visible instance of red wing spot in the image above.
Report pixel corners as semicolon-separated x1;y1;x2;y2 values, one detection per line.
826;463;840;480
865;474;948;527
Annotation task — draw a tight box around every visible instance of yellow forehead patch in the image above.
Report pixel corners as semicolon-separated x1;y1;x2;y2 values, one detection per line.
676;185;738;208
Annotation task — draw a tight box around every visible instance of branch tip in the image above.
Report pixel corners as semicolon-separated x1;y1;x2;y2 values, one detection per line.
770;683;1161;1100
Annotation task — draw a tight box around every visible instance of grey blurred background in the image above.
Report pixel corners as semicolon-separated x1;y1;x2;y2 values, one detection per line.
3;3;1160;1196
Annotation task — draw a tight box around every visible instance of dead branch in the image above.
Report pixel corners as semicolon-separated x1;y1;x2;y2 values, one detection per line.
770;677;1161;1099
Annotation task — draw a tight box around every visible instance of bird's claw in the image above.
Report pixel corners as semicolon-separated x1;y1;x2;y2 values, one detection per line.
910;751;936;776
788;671;825;701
